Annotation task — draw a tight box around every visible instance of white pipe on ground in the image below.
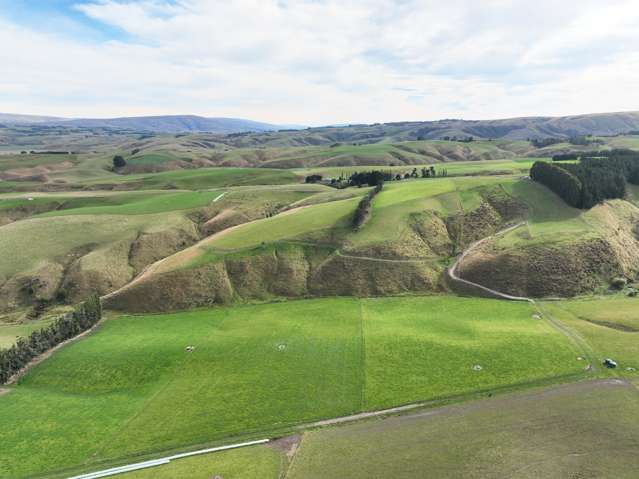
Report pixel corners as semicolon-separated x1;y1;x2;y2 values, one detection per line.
67;439;269;479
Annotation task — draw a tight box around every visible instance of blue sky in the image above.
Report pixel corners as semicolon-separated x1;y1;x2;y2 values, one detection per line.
0;0;127;42
1;0;639;125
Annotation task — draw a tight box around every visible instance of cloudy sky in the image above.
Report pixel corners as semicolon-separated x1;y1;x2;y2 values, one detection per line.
1;0;639;125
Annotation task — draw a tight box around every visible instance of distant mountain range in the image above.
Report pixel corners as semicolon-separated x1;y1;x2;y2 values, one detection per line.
0;113;297;134
2;111;639;138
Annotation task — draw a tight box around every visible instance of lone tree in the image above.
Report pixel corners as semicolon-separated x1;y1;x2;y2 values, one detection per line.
112;155;126;169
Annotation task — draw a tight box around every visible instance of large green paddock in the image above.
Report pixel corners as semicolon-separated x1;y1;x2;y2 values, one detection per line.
121;444;282;479
79;167;299;190
287;379;639;479
0;296;582;478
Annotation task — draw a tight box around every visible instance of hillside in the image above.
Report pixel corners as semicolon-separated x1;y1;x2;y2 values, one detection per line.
103;173;639;312
0;185;325;317
0;113;286;134
4;111;639;138
0;113;64;124
3;145;639;479
208;111;639;147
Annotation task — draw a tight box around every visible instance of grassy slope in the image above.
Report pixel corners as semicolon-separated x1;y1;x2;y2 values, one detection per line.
545;296;639;375
0;185;325;282
0;296;582;478
121;445;282;479
297;158;537;179
362;297;581;409
121;139;534;170
36;190;224;217
180;176;518;270
79;167;299;190
287;379;639;479
0;318;56;349
0;153;78;172
0;213;190;279
350;176;511;248
196;196;360;252
497;180;596;248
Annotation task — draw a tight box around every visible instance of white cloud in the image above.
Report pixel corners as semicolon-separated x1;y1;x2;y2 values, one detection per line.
1;0;639;124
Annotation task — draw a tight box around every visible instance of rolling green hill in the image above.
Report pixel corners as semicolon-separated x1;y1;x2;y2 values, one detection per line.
3;126;639;479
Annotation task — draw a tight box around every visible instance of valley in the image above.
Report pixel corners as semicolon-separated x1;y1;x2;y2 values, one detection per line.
1;118;639;478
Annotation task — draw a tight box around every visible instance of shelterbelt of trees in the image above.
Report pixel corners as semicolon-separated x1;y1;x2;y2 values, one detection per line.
0;295;102;384
531;150;639;209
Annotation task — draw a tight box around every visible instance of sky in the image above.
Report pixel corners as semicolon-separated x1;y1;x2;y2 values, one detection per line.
1;0;639;126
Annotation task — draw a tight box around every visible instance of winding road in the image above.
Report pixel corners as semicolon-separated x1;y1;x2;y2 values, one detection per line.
447;222;531;302
447;221;599;371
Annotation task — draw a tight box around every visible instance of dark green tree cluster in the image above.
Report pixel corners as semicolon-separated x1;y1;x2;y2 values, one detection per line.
349;170;392;187
421;166;436;177
348;167;443;187
304;174;323;184
531;151;639;209
530;162;582;207
112;155;127;168
552;153;578;161
0;294;102;384
353;183;383;229
530;138;563;148
581;149;636;159
441;136;474;142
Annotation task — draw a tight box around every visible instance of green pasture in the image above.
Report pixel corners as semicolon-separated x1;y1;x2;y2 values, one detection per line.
296;158;538;180
0;153;78;172
602;135;639;150
198;196;360;252
497;180;595;247
121;445;282;479
545;296;639;376
288;379;639;479
0;296;582;478
0;318;56;349
0;212;191;278
80;167;299;190
350;176;513;248
37;190;223;217
126;151;181;166
361;296;581;409
0;180;40;193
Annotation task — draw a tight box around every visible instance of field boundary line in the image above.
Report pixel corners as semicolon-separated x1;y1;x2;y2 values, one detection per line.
66;439;269;479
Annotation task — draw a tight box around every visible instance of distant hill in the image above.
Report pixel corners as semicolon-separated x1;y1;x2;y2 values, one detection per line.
0;113;64;124
0;113;289;134
2;110;639;137
223;111;639;148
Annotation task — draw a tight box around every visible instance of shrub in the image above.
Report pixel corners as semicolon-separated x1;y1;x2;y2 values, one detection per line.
112;155;126;169
552;153;578;161
305;174;323;184
611;277;627;290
